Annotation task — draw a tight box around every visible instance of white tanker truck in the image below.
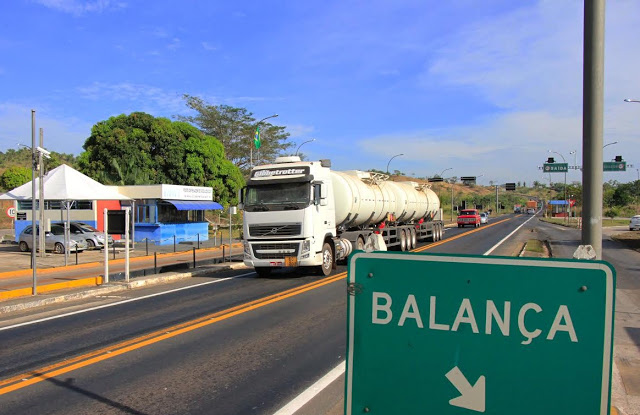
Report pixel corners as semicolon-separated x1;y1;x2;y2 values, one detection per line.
240;157;445;277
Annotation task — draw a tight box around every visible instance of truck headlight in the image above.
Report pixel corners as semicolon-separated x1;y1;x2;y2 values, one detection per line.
301;240;310;254
243;242;251;256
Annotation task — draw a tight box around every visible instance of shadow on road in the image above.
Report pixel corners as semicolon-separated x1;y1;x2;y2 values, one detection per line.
41;375;150;415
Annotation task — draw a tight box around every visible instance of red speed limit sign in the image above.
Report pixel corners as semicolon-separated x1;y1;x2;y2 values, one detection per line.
6;207;16;218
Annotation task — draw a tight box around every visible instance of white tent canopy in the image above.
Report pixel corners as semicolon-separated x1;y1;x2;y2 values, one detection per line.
0;164;130;201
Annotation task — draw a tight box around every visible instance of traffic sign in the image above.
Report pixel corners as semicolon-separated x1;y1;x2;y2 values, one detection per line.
505;183;516;191
603;161;626;172
5;207;16;218
428;177;444;182
543;163;568;173
346;252;615;414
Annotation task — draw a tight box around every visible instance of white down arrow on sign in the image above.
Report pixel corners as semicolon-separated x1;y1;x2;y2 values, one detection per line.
445;366;486;413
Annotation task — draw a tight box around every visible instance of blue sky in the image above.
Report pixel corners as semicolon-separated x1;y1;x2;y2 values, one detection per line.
1;0;640;185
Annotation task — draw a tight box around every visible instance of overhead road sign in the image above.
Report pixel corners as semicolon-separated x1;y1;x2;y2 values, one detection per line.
461;176;476;185
428;177;444;182
505;183;516;191
346;252;615;415
603;161;626;172
543;163;568;173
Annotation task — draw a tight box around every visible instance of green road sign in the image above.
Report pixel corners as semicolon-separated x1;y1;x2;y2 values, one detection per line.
603;161;626;172
346;252;615;415
543;163;568;173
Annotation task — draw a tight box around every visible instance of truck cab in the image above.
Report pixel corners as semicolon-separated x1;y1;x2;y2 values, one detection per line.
457;209;481;228
240;157;337;277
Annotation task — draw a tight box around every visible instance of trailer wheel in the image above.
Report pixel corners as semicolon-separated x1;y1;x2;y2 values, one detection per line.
254;267;272;277
438;224;444;241
410;228;417;249
318;242;333;276
399;230;407;251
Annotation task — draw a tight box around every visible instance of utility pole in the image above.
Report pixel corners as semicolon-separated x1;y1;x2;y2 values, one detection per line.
582;0;605;259
31;110;37;295
38;128;45;258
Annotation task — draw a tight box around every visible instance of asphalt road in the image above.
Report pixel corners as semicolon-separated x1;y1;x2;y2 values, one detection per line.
0;213;534;415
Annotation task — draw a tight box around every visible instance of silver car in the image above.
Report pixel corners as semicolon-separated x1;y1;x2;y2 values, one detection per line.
55;221;113;250
630;215;640;231
19;224;88;254
480;213;489;224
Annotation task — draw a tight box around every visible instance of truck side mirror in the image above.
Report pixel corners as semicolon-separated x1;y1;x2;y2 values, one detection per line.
238;187;246;210
320;184;328;206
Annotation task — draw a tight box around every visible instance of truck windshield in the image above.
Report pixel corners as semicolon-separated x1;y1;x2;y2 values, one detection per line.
245;182;310;211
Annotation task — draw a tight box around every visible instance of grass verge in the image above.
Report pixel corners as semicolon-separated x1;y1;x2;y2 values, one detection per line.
611;231;640;252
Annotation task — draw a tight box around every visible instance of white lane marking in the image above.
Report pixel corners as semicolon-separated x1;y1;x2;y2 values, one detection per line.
0;272;255;332
273;361;345;415
484;214;538;256
273;215;539;414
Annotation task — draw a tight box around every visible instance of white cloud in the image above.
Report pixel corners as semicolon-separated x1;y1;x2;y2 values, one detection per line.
201;42;218;52
0;103;91;154
167;37;181;51
286;124;315;139
375;0;640;183
34;0;127;16
76;82;186;115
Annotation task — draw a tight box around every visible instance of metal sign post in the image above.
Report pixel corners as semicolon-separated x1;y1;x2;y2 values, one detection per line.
346;252;615;414
125;207;130;282
103;208;109;284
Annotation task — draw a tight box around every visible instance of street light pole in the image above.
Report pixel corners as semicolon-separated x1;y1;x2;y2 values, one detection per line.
295;138;315;156
386;153;403;175
549;150;568;221
439;167;452;178
252;114;278;168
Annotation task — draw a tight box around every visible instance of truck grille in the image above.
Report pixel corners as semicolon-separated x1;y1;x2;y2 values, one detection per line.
252;243;300;259
249;224;302;237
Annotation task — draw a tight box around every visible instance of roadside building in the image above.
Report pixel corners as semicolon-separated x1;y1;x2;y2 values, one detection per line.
0;165;224;245
115;184;222;245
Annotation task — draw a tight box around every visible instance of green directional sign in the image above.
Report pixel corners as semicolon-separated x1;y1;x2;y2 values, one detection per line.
543;163;568;173
603;161;626;172
346;252;615;415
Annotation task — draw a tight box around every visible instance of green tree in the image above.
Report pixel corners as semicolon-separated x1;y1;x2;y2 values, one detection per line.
0;166;31;191
78;112;244;206
177;95;293;173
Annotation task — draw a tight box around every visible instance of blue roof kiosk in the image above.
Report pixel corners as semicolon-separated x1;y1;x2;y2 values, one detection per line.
116;184;223;245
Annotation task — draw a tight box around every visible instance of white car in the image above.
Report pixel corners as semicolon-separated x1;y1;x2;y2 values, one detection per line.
480;213;489;224
630;215;640;231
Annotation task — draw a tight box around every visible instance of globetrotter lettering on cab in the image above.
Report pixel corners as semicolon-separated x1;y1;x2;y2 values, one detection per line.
253;168;306;178
371;293;578;345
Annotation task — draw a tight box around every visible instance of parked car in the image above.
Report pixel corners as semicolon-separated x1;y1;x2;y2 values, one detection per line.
54;221;113;250
18;224;88;254
480;212;489;224
457;209;481;228
630;215;640;231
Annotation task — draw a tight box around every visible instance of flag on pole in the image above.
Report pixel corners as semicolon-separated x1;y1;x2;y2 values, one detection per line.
254;126;261;149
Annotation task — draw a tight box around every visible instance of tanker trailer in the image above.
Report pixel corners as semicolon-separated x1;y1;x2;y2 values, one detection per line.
240;157;444;277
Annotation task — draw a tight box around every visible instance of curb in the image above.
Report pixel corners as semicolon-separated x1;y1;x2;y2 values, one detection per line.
0;262;249;315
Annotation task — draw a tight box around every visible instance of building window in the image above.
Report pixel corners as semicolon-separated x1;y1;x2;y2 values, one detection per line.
17;200;93;210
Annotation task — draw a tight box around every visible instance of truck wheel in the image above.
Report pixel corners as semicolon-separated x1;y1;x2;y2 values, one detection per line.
439;224;444;240
434;225;440;241
254;267;272;278
399;230;407;251
318;242;333;276
410;228;417;249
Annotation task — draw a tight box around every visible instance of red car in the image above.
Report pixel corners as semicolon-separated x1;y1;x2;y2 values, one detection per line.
457;209;481;228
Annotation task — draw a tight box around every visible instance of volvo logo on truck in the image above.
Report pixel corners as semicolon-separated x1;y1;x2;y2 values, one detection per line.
252;167;309;178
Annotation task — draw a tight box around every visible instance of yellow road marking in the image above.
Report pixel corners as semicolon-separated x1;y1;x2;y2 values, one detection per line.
413;217;512;252
0;272;346;395
0;216;517;395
